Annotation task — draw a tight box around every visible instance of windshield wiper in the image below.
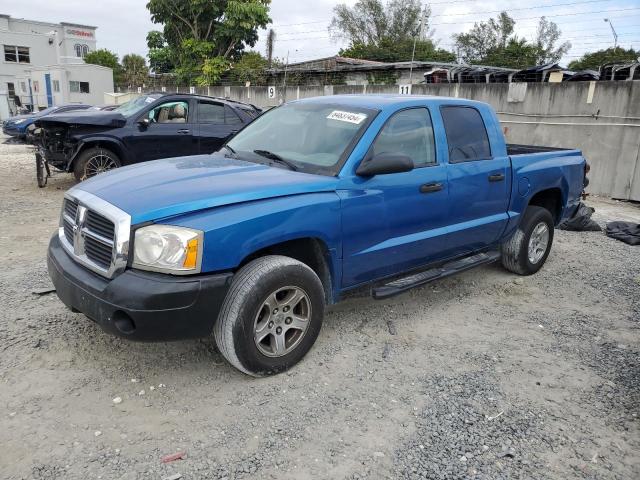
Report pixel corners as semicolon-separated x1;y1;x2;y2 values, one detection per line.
253;149;298;171
222;144;237;156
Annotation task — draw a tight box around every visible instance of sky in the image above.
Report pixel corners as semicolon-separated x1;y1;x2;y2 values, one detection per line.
3;0;640;66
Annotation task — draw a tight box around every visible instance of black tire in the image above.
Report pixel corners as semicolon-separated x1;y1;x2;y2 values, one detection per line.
36;153;47;188
214;255;325;377
73;147;121;182
501;206;554;276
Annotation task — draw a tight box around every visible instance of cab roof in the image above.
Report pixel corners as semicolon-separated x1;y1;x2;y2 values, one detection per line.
292;94;489;112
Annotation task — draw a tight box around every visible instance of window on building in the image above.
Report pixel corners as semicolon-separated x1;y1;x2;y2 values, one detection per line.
20;82;27;93
372;108;436;167
7;82;15;97
4;45;30;63
75;44;90;58
69;81;90;93
52;80;60;93
33;81;40;93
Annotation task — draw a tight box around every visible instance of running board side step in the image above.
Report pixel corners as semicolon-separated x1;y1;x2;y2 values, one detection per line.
371;251;501;300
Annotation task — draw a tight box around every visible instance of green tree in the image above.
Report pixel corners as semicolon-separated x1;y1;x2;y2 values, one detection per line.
83;48;123;85
340;38;455;63
568;47;638;71
482;38;539;69
534;16;571;64
121;54;149;87
147;31;174;73
453;12;570;68
230;51;269;84
146;0;271;85
330;0;426;45
453;12;516;64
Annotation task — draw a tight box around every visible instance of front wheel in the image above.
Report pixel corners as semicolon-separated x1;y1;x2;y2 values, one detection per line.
73;147;120;182
214;255;325;376
501;206;554;275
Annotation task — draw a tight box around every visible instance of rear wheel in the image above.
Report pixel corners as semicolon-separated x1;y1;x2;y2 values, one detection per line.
36;152;47;188
73;147;120;181
214;255;325;377
501;206;554;275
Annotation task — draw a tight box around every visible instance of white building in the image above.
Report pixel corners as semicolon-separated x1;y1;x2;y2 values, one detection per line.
0;14;114;118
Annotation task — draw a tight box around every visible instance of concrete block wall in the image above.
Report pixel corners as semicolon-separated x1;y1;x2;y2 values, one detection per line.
140;81;640;201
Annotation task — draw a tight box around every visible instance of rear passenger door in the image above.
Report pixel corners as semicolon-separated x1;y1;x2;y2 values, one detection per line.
196;100;244;153
441;105;510;254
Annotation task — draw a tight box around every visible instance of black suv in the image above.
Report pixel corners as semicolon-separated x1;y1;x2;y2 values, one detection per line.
35;93;260;181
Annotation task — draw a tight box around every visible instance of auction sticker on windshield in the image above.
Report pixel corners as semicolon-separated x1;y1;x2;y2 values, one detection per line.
327;110;367;124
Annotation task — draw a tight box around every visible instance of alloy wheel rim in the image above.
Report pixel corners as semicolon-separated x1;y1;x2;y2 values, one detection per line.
253;286;311;357
528;222;549;264
84;154;117;179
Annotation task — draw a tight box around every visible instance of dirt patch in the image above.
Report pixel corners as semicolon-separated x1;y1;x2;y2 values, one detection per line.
0;137;638;479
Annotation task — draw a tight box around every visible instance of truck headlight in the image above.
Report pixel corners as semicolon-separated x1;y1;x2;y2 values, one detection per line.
132;225;203;274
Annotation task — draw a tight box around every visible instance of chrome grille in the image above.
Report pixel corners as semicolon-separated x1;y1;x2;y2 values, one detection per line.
86;210;115;240
64;198;78;220
58;191;131;278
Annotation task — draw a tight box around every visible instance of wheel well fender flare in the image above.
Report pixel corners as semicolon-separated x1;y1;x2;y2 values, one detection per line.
66;138;127;172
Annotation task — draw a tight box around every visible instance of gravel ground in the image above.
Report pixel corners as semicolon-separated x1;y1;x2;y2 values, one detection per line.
0;136;638;480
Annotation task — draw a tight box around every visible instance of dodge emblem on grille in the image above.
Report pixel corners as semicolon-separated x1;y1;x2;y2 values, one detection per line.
73;205;87;256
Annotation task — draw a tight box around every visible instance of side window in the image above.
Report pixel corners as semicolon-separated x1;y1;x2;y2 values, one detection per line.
197;101;225;124
372;108;436;167
147;101;189;124
441;106;491;162
224;105;243;126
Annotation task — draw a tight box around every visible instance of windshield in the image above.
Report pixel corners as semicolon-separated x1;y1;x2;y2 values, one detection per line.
226;102;376;174
34;106;58;117
115;95;162;117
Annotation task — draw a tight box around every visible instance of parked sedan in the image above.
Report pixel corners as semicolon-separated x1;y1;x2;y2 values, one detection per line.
2;104;92;139
35;93;261;181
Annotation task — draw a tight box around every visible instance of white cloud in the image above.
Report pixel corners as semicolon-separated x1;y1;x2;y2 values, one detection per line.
4;0;639;67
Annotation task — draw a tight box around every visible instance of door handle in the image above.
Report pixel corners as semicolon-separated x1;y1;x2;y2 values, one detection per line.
177;129;190;134
488;173;505;182
420;182;443;194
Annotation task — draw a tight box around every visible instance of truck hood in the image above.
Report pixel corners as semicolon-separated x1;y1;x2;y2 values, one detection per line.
35;110;126;128
72;154;339;224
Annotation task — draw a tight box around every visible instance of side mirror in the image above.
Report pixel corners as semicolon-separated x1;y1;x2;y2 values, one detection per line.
138;117;151;128
356;152;414;177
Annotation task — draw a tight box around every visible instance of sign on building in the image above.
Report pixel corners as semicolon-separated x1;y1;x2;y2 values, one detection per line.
267;86;276;99
398;84;412;95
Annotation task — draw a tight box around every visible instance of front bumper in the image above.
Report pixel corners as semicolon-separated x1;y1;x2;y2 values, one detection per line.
2;125;23;137
47;234;233;341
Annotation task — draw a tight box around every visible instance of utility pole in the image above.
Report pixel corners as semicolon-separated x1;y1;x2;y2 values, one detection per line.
409;4;428;84
604;18;618;48
282;50;289;103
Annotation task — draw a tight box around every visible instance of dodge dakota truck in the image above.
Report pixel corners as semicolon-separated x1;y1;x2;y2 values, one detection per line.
47;95;587;376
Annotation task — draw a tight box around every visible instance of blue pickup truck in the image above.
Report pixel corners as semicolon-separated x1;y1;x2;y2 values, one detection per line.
47;95;587;376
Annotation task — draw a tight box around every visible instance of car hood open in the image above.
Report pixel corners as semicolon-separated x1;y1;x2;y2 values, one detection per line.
72;153;339;224
36;110;127;128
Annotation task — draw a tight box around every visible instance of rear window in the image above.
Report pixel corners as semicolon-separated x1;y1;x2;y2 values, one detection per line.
441;106;491;162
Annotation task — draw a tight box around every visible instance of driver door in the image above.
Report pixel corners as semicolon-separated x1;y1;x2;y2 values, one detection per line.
340;107;451;287
124;99;199;163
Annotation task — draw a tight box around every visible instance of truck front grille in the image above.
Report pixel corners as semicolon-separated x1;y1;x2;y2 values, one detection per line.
86;210;115;240
59;192;131;278
84;236;113;269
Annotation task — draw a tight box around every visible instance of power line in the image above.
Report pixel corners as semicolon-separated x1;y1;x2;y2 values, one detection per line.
431;0;619;18
269;1;634;29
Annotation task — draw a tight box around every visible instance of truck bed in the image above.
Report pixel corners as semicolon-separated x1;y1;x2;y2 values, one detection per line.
506;144;571;156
